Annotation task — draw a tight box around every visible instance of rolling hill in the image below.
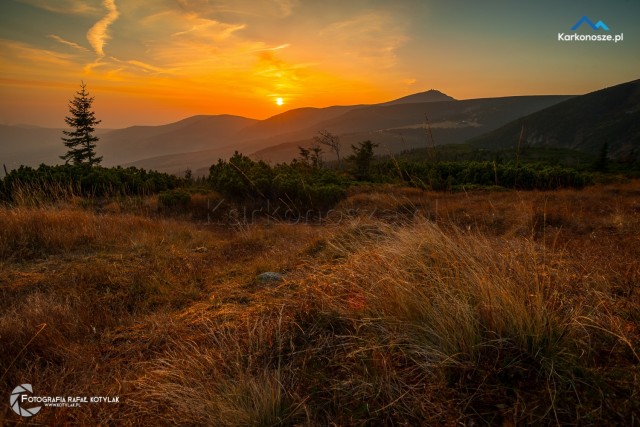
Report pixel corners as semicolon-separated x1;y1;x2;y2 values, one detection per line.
249;95;572;165
123;94;571;175
100;115;258;164
1;89;573;175
469;79;640;159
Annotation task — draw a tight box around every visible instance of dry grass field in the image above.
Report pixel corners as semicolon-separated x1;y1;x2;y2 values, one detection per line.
1;182;639;425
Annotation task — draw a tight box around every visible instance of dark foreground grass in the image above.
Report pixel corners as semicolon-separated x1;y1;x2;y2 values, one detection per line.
1;182;639;425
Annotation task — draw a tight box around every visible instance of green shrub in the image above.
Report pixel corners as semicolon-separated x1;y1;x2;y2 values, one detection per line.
389;160;593;190
0;164;182;203
158;190;191;209
209;153;349;214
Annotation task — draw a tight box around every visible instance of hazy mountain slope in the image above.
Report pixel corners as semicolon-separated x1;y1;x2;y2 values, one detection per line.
312;96;572;134
3;106;361;171
236;105;359;141
1;90;576;174
0;125;73;170
470;79;640;157
122;137;274;176
100;115;258;166
242;89;455;142
250;95;573;164
0;126;108;170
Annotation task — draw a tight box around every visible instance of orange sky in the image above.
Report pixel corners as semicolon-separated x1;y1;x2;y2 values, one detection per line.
1;0;638;128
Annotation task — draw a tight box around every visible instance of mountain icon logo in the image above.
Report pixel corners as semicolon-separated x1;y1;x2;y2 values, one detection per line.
571;16;610;31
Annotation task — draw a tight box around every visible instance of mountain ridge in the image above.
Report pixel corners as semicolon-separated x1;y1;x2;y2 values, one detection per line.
250;95;573;164
469;79;640;158
0;87;590;174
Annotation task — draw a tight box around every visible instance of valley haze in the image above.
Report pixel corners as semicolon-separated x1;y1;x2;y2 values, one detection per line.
2;79;639;175
1;89;576;174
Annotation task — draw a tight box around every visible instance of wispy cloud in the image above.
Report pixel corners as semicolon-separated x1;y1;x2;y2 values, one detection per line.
83;58;105;74
126;60;162;73
48;35;90;52
0;39;74;66
252;50;311;99
139;9;253;69
250;43;290;53
16;0;101;15
272;0;299;17
87;0;120;57
168;0;298;18
319;12;408;68
255;51;306;78
171;15;246;41
126;59;175;75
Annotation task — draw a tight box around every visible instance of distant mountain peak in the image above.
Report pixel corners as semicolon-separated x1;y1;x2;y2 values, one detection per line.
383;89;456;106
425;89;449;95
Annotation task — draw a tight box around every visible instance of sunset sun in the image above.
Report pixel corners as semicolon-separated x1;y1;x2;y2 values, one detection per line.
276;97;284;106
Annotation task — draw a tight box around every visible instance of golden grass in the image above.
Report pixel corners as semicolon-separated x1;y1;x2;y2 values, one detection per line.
1;183;639;425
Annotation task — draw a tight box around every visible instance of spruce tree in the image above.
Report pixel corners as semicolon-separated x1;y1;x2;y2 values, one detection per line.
60;81;102;166
348;140;378;180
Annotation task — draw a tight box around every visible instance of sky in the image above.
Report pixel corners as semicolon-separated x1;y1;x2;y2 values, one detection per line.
0;0;638;128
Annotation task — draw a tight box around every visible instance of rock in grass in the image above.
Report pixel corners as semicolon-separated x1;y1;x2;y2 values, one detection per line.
256;272;284;283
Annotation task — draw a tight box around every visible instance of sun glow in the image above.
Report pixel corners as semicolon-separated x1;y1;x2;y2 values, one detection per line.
276;97;284;106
